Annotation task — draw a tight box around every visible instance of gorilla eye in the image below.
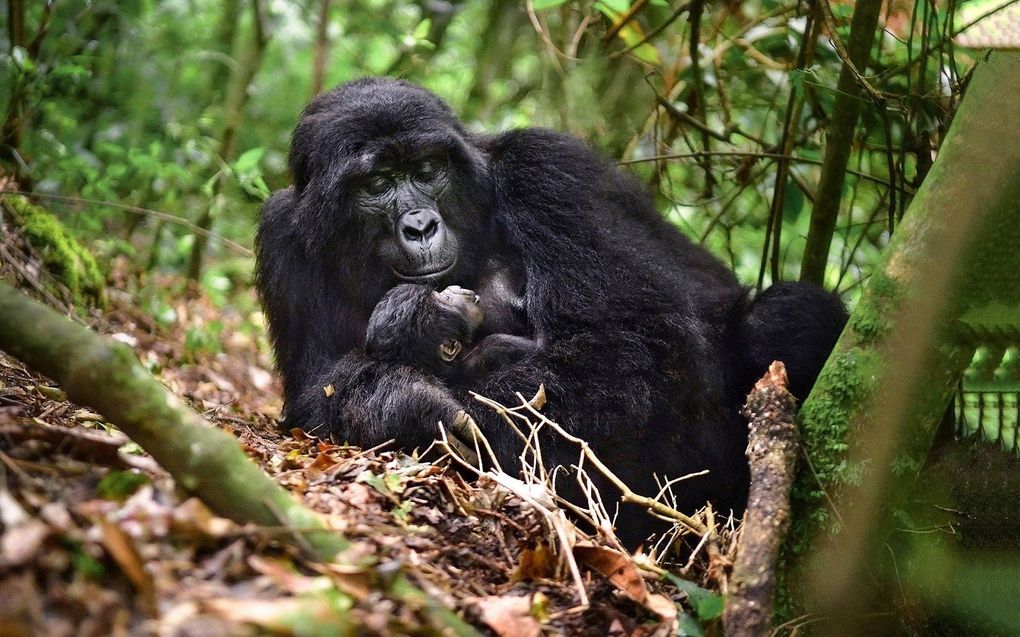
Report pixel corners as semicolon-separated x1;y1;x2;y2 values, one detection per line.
363;175;392;196
417;157;444;180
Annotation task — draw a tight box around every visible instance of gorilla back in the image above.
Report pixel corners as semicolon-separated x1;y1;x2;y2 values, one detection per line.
255;77;847;545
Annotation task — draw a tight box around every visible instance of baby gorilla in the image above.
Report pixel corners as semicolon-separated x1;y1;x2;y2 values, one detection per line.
365;284;539;382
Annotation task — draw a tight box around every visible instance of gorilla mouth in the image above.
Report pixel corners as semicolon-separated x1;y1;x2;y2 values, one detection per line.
393;258;457;282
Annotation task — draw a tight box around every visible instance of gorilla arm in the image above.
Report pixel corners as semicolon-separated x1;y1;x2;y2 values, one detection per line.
255;190;473;453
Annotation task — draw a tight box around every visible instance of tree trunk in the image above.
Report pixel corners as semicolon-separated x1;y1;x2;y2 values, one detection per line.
799;0;883;285
1;0;28;178
187;0;270;282
781;52;1020;630
309;0;332;98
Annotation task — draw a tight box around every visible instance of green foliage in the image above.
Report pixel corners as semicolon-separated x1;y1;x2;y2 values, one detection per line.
97;470;150;501
0;0;970;301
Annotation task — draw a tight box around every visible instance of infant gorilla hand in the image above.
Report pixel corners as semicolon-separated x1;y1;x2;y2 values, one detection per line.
365;283;539;382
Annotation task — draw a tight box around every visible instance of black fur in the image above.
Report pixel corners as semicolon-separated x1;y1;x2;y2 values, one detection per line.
255;78;847;544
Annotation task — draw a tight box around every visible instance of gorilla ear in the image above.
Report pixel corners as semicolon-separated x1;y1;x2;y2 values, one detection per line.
439;340;462;362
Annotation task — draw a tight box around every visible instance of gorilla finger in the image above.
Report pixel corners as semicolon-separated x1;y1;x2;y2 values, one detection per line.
444;434;479;467
451;410;482;445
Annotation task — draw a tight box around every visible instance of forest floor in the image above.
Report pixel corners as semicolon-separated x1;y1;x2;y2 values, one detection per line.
0;235;734;635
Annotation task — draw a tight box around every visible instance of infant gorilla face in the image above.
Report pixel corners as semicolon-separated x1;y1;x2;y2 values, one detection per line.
364;284;483;377
431;285;484;361
365;283;539;381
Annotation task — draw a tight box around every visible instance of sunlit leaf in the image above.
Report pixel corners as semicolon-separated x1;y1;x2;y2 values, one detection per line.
413;18;432;41
533;0;571;10
233;147;265;173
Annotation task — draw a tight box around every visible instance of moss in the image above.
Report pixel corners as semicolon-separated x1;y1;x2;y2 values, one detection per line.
3;195;106;309
850;273;900;343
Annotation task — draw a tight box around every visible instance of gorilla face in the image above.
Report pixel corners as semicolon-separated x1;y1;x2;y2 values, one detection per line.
287;78;493;293
364;283;484;378
354;153;459;281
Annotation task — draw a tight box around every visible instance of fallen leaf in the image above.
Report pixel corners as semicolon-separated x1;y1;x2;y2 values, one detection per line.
573;543;649;603
511;543;555;583
171;497;237;538
100;521;156;612
469;595;541;637
0;519;49;568
203;595;354;634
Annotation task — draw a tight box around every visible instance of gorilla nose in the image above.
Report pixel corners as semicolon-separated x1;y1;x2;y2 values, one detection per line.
399;208;442;245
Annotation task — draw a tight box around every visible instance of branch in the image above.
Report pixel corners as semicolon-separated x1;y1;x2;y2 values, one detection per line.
724;362;799;637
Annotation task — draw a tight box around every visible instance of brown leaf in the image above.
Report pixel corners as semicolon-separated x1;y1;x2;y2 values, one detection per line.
644;593;679;622
468;595;541;637
171;498;237;538
248;555;322;594
100;521;156;612
573;543;649;603
0;519;49;568
511;543;554;583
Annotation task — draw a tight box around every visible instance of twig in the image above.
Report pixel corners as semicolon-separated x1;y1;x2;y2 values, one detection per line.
604;0;650;43
4;191;253;256
619;150;902;189
816;0;884;104
473;390;708;536
438;422;591;607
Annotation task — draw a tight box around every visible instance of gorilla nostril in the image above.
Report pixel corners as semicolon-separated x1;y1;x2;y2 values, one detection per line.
402;225;423;242
421;219;439;241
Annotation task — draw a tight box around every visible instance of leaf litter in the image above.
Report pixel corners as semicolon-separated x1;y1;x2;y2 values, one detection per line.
0;258;736;636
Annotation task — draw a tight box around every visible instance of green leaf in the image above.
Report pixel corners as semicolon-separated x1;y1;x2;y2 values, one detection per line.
595;0;630;14
663;572;725;621
98;470;149;501
677;612;704;637
696;593;724;620
413;18;432;41
233;147;265;173
782;176;805;222
533;0;571;10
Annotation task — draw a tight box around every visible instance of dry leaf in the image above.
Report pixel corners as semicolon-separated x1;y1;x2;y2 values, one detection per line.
100;521;156;611
573;543;649;603
469;595;541;637
511;543;555;583
0;519;49;568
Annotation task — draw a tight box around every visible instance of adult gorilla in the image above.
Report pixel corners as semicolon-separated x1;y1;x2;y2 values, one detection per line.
256;78;846;542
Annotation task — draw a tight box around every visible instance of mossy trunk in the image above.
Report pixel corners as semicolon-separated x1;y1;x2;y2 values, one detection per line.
0;281;348;561
780;51;1020;625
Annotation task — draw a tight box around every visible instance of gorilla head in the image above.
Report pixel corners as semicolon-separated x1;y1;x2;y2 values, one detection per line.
286;78;493;291
365;283;483;377
364;283;539;382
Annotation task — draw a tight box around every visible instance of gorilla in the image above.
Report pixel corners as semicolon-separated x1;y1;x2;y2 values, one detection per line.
364;283;540;382
255;77;847;544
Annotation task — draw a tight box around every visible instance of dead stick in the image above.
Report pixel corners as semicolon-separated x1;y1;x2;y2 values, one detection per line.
724;361;799;637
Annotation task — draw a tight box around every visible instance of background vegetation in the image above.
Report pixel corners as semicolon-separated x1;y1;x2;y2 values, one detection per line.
2;0;978;297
